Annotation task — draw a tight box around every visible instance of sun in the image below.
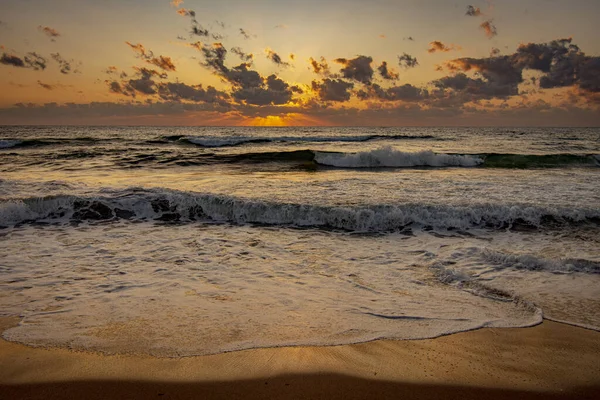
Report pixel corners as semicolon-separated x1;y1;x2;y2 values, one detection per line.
249;115;288;126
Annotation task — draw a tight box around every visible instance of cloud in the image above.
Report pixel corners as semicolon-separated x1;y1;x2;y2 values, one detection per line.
309;57;330;75
51;53;80;74
1;52;49;71
265;48;290;67
199;42;228;74
334;56;374;84
24;52;47;70
428;41;461;53
437;38;600;103
125;42;176;71
274;24;287;29
177;8;196;17
239;28;251;39
404;36;415;41
466;5;482;16
398;53;419;68
157;82;229;105
37;81;54;90
38;26;60;40
170;0;184;7
311;78;354;102
177;10;209;38
1;53;25;68
357;83;427;102
289;53;295;61
232;74;295;105
192;25;209;37
443;56;522;96
480;20;497;38
231;47;253;62
108;67;168;97
377;61;399;80
196;42;299;106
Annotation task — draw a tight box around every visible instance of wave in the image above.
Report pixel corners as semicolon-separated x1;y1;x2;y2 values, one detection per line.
481;250;600;274
173;134;436;148
0;139;23;149
0;137;110;149
2;188;598;231
482;153;600;168
314;148;483;168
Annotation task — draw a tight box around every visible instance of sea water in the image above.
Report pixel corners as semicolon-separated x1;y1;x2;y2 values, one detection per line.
0;126;598;356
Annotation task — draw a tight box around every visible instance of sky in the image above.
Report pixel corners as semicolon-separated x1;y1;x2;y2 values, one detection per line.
0;0;599;126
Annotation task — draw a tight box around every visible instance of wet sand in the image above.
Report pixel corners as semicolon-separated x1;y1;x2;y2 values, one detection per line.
0;317;599;399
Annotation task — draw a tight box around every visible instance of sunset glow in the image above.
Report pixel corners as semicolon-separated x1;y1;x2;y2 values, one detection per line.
0;0;598;126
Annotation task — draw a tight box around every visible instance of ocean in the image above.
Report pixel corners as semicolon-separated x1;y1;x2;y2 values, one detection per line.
0;126;599;357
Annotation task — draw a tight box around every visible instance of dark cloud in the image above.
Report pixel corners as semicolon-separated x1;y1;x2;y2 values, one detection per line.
309;57;330;75
177;10;209;38
226;62;263;89
432;72;517;99
428;41;460;53
437;38;600;103
38;26;60;40
466;5;482;17
192;25;209;37
200;42;228;74
443;56;522;97
51;53;80;74
265;48;290;67
377;61;399;80
358;83;427;102
108;67;168;97
398;53;419;68
239;28;251;39
232;74;294;105
311;79;354;102
157;82;228;104
176;8;196;17
231;47;253;62
125;42;176;71
196;43;298;106
334;56;374;84
480;20;497;39
579;56;600;93
37;81;55;90
490;48;501;57
404;36;415;41
1;53;25;68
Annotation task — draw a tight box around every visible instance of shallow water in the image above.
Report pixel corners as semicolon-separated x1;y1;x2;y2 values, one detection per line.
1;126;599;356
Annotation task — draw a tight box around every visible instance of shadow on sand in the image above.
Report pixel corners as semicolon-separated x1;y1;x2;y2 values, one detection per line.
2;373;599;400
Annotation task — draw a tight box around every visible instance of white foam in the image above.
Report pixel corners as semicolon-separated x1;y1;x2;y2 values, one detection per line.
314;147;483;168
1;189;598;230
481;250;600;274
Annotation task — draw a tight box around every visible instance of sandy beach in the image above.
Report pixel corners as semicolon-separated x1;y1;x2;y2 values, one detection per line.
1;317;598;399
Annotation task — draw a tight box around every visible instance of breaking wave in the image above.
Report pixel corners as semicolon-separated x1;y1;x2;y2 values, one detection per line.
314;148;483;168
2;188;598;231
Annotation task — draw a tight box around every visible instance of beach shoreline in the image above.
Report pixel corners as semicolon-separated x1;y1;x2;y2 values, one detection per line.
1;317;599;399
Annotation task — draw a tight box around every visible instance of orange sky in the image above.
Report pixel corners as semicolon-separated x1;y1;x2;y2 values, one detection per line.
0;0;599;126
